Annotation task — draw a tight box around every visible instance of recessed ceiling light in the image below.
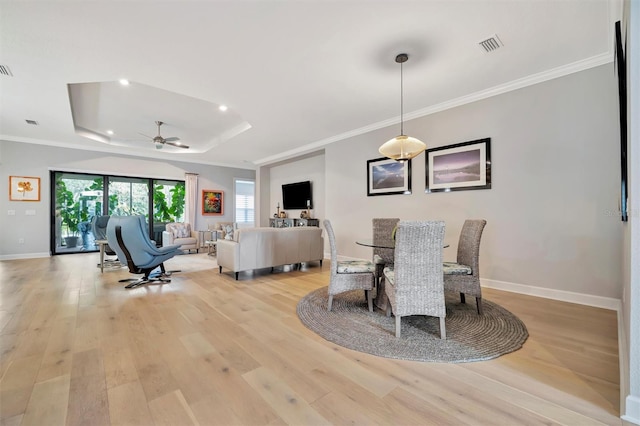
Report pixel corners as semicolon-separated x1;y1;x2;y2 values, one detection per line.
219;105;228;112
106;130;114;135
119;79;130;86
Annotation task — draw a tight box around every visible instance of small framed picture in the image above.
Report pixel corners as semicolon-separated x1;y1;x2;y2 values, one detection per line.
202;190;223;215
9;176;41;201
425;138;491;193
367;157;412;196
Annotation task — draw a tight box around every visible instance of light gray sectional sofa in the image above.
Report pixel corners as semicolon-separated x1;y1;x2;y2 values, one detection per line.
216;226;324;279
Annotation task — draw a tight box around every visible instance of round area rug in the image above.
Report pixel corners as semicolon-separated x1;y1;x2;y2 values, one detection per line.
296;287;528;363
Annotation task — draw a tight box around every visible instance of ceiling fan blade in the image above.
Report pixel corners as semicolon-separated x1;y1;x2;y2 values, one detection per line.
165;141;189;149
163;137;180;142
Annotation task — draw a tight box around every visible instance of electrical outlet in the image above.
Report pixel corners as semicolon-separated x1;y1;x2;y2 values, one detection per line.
18;238;24;244
8;210;15;216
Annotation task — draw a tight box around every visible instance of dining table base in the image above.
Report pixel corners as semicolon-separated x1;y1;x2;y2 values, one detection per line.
374;278;389;311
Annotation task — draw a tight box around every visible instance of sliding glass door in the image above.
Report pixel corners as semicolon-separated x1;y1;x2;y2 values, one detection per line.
53;172;104;254
51;171;185;255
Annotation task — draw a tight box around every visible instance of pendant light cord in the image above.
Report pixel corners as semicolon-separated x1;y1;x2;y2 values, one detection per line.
400;60;404;136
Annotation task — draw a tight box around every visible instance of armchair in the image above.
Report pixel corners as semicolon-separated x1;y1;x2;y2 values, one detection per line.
210;221;236;241
162;222;199;252
106;215;182;289
90;215;118;263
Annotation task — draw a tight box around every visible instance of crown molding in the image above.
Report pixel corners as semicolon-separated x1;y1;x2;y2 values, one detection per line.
254;52;613;167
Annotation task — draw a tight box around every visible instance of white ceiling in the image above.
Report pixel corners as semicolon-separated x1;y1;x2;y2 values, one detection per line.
0;0;620;170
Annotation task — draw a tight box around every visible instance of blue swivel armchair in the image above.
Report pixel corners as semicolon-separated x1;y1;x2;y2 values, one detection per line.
106;215;182;289
91;215;119;267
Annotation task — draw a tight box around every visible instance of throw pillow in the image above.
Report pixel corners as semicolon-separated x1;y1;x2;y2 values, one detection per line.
173;223;191;238
224;225;234;240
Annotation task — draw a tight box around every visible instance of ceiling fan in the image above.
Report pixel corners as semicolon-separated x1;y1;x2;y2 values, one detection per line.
140;121;189;149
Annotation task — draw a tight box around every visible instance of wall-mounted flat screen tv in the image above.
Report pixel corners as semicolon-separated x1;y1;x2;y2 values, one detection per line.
282;181;312;210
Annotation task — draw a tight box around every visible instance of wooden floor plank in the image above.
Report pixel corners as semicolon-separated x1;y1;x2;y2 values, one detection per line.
242;366;330;425
22;374;70;426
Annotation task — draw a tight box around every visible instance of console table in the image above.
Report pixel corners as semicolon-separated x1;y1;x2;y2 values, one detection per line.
269;218;319;228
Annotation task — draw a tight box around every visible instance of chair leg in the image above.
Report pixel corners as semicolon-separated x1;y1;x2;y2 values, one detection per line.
439;317;446;340
365;290;373;313
219;266;222;273
476;297;483;315
395;315;401;338
460;292;466;304
235;272;239;280
328;295;334;311
385;302;391;318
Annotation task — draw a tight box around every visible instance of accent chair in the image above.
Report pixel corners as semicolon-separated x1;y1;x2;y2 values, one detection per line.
443;219;487;314
372;217;400;287
384;221;446;339
162;222;199;252
90;215;118;262
107;215;182;289
323;219;375;312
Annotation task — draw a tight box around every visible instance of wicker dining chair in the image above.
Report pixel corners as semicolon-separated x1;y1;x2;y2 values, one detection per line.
323;220;375;312
384;221;446;339
372;218;400;287
443;219;487;315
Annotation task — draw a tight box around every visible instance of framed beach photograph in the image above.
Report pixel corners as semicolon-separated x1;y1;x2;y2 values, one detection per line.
425;138;491;193
202;190;224;215
367;157;412;196
9;176;41;201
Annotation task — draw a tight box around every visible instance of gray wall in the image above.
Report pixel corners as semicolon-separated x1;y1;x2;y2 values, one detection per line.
623;0;640;421
324;64;621;300
267;153;325;224
0;142;255;257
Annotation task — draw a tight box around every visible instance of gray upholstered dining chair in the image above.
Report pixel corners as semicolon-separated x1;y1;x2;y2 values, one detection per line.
443;219;487;314
323;220;375;312
384;221;446;339
372;218;400;287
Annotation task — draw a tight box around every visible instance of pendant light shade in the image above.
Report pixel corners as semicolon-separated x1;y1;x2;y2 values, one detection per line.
379;53;426;161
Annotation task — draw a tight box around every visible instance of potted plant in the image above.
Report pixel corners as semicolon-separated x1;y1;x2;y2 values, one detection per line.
56;178;87;247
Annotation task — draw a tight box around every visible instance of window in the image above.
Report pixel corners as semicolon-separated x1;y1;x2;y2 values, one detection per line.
235;179;255;228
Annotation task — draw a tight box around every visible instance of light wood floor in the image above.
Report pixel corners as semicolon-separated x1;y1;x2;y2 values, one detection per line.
0;252;622;425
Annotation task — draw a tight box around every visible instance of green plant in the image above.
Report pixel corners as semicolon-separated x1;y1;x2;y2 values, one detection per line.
153;182;185;223
56;178;89;237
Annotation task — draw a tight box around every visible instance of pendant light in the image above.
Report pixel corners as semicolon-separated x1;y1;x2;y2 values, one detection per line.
379;53;426;161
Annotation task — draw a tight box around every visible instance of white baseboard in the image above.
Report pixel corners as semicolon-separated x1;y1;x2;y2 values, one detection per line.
481;278;621;311
623;395;640;425
0;252;50;261
331;259;622;311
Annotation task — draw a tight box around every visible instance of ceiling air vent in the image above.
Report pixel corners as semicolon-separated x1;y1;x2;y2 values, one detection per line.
0;65;13;77
478;34;503;53
25;119;39;125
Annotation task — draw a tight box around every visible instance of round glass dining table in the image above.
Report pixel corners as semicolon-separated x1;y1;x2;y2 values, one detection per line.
356;239;449;249
356;239;449;310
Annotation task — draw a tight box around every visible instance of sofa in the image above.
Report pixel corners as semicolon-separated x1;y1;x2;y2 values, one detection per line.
217;227;324;279
162;222;199;253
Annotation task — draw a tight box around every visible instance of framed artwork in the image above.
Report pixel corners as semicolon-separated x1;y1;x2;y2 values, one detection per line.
425;138;491;193
367;157;412;196
9;176;41;201
202;190;223;215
